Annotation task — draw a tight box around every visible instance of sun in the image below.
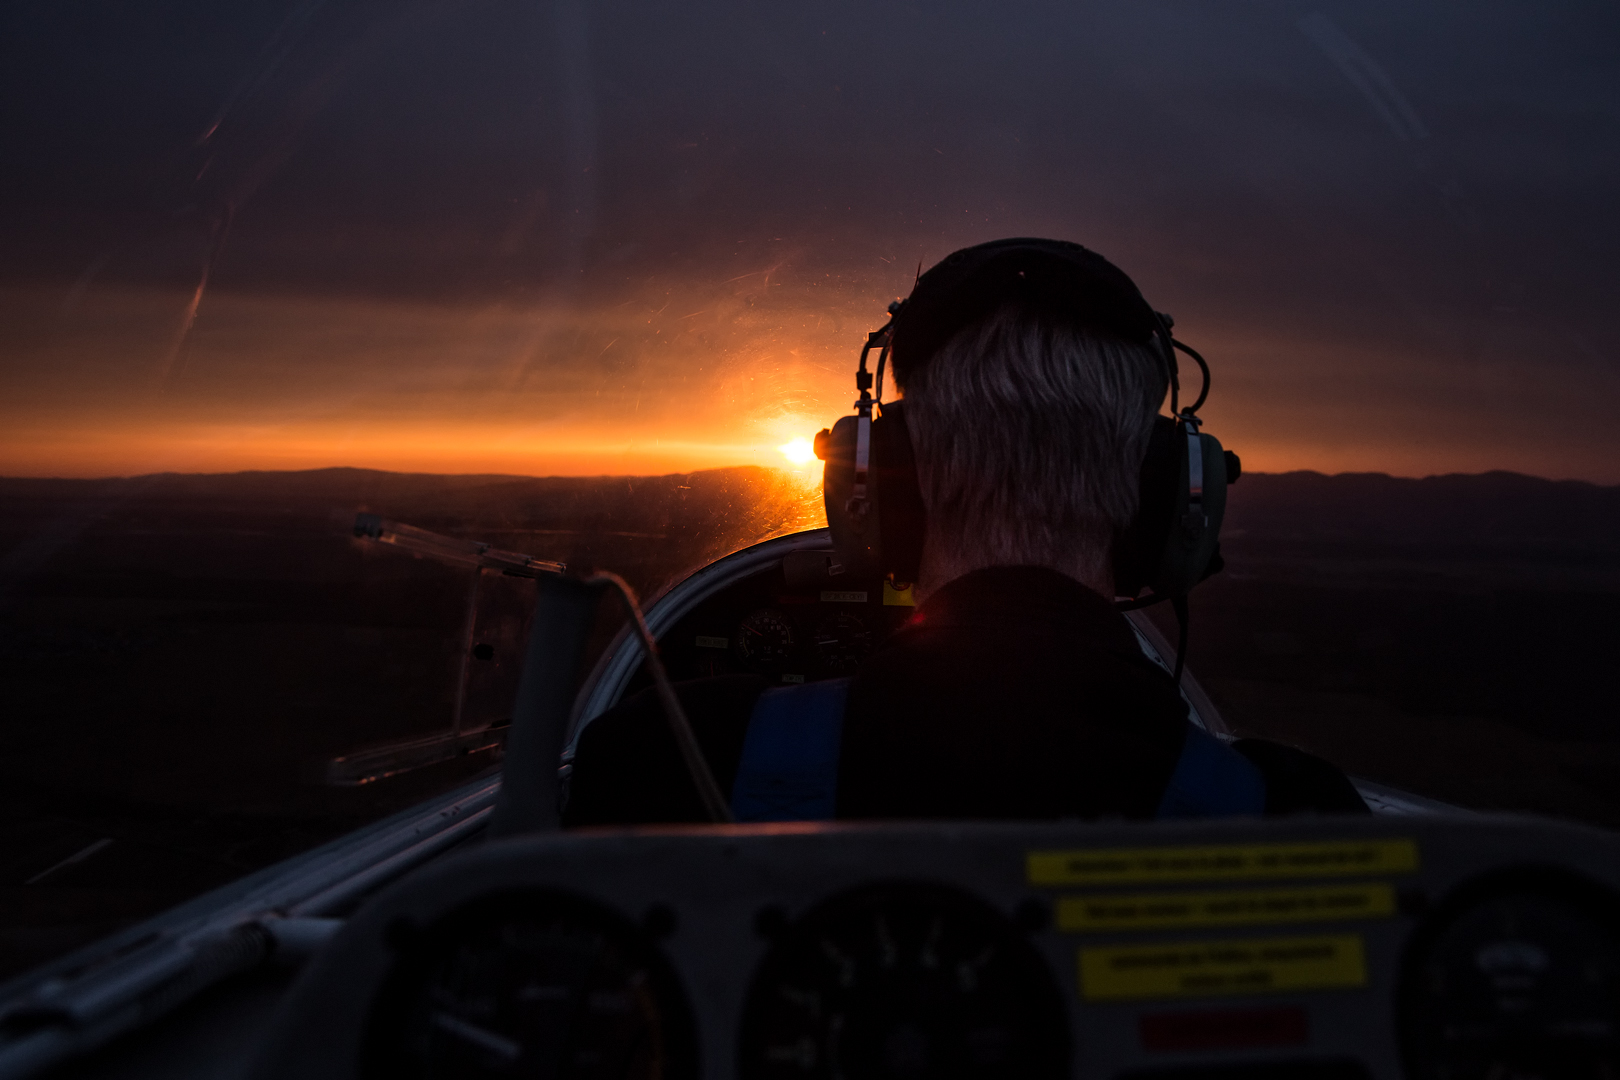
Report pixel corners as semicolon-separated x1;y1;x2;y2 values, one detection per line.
778;436;817;466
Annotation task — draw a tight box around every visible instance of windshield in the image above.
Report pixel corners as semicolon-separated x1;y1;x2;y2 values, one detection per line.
3;0;1618;979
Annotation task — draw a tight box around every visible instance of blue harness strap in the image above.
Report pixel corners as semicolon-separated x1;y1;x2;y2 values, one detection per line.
730;678;852;822
728;679;1267;822
1155;723;1268;818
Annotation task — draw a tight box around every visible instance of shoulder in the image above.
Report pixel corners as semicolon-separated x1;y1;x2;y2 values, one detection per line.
1231;738;1371;815
563;674;770;826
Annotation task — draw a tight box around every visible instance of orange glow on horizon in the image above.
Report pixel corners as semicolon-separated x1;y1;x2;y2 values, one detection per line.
3;285;1616;484
0;416;845;480
0;415;1594;482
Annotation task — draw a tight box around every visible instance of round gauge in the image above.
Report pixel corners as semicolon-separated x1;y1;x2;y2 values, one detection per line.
738;882;1069;1080
363;890;697;1080
736;608;796;668
813;611;872;674
1399;874;1620;1080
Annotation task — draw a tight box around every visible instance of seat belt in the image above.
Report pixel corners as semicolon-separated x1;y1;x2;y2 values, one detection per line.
730;679;852;823
728;679;1266;822
1154;722;1266;817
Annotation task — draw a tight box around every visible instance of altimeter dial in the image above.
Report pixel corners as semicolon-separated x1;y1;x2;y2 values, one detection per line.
813;611;872;674
1399;875;1620;1080
363;891;696;1080
739;882;1069;1080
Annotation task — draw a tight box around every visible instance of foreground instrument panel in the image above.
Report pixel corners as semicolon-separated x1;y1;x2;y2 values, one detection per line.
1397;874;1620;1080
252;816;1620;1080
361;890;697;1079
739;882;1068;1080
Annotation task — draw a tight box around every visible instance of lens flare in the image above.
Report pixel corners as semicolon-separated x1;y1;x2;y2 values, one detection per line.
778;437;817;466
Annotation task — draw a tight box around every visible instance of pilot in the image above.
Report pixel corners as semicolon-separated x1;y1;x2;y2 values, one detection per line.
563;239;1367;826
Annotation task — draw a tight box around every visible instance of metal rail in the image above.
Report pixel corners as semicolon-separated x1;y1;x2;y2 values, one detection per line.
352;513;565;578
0;778;498;1079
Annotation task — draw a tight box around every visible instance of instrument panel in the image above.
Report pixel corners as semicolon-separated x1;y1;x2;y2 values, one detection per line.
616;560;916;693
738;881;1070;1080
360;889;697;1079
252;815;1620;1080
1397;871;1620;1079
570;532;1242;767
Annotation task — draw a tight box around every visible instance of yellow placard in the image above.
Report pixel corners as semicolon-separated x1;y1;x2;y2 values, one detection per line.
882;580;916;606
1079;934;1367;1002
1028;839;1417;886
1058;883;1395;932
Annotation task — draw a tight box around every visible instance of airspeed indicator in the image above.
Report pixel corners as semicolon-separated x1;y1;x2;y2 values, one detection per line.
737;609;795;668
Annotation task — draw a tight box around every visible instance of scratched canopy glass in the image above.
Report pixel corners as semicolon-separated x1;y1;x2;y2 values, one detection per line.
3;0;1620;981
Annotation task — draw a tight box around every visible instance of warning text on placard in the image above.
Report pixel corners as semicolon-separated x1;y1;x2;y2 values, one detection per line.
1058;883;1396;932
1079;934;1368;1001
1029;839;1417;886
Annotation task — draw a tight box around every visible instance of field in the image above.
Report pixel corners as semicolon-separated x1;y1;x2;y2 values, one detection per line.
1;465;1618;979
1148;471;1620;824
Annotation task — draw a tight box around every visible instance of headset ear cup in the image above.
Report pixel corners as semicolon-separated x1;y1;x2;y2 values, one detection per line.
1113;416;1180;597
1151;421;1228;596
872;402;926;583
1112;417;1230;600
1188;428;1228;585
822;415;881;578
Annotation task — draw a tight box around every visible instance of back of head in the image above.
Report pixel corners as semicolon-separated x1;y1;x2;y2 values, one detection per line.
889;241;1169;597
901;307;1164;596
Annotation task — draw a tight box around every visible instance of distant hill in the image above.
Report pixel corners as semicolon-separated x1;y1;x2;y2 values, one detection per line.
9;466;1620;573
7;465;1618;557
0;464;818;533
1223;471;1620;555
0;466;824;574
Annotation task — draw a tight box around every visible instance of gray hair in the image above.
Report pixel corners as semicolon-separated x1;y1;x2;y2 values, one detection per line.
899;303;1166;594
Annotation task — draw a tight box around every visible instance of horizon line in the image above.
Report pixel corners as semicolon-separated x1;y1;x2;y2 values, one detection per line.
0;463;1614;488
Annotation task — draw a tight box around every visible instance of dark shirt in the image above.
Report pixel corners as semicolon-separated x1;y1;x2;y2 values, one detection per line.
562;565;1365;826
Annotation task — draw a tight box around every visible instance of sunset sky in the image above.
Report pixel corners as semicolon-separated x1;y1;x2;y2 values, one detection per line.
3;0;1618;481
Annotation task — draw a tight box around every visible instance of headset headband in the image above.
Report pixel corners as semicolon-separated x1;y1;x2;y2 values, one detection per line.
887;238;1165;390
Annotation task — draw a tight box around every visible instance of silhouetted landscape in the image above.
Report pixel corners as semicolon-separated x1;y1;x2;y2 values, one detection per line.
2;465;1618;980
1147;470;1620;825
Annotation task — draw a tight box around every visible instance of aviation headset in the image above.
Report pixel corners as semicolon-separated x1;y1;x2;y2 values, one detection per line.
812;238;1240;619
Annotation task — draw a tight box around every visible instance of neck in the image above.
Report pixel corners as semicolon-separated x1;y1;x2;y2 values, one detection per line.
916;538;1115;604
